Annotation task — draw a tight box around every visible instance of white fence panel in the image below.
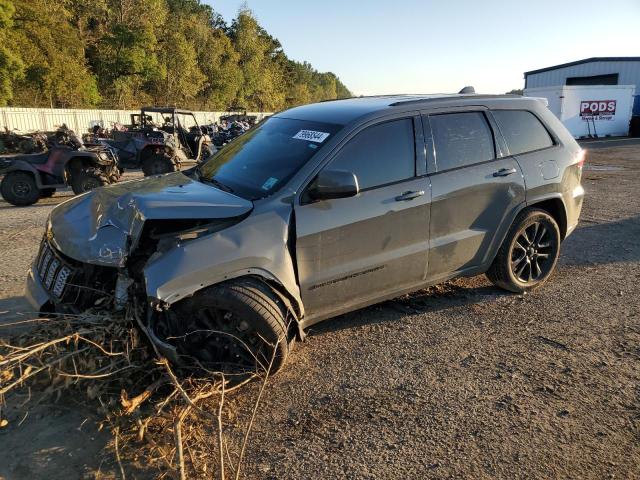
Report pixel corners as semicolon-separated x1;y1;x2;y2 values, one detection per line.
0;108;272;133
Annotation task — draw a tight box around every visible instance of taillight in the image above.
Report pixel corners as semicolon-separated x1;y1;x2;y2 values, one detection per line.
576;149;586;169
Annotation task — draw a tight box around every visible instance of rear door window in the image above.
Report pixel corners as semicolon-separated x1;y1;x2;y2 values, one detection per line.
492;110;554;155
429;112;495;171
328;118;416;190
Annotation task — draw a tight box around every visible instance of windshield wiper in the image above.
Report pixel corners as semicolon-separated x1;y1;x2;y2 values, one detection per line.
206;177;235;194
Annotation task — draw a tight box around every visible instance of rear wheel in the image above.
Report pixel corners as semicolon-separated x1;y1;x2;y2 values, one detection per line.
71;169;107;195
0;171;40;206
162;278;292;375
486;208;561;293
141;151;176;176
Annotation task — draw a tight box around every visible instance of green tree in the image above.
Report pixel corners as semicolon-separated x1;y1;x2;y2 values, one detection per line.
1;0;351;110
9;0;100;107
229;8;286;111
91;0;167;108
0;0;23;105
163;0;239;109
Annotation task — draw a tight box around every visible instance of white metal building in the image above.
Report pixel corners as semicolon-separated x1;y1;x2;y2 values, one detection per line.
523;57;640;137
524;57;640;115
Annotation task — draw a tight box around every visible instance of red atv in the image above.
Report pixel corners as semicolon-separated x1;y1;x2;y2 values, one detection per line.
0;127;120;206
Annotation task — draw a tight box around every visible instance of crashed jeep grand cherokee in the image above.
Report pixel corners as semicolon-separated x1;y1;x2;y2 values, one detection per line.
26;94;584;373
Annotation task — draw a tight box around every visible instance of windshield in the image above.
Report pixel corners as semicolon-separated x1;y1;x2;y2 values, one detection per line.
198;117;342;200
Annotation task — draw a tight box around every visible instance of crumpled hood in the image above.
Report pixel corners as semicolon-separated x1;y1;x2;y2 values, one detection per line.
49;172;253;267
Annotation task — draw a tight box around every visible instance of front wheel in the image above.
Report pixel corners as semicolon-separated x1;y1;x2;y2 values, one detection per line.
159;278;293;375
71;169;107;195
141;151;176;176
0;171;40;206
486;208;561;293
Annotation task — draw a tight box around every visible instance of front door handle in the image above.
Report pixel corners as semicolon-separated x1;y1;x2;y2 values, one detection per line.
395;190;425;201
493;167;517;177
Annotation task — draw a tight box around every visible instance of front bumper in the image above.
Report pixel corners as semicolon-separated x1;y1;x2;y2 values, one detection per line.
24;265;51;313
25;237;118;315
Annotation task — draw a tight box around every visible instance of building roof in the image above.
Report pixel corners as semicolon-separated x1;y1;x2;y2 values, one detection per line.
276;94;519;125
525;57;640;76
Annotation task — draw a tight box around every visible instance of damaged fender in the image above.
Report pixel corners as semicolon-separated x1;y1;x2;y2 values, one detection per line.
143;203;304;319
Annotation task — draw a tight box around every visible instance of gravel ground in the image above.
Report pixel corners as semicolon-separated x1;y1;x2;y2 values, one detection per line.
0;147;639;479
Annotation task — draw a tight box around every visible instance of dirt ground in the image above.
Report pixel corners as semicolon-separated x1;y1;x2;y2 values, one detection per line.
0;146;639;479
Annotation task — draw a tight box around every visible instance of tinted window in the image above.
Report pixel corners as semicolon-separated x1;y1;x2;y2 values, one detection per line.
328;118;415;190
199;117;342;200
492;110;553;155
430;112;495;171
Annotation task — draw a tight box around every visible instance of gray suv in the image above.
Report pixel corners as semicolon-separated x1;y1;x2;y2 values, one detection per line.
25;94;585;373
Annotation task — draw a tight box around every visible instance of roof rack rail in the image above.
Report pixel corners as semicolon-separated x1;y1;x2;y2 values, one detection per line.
388;93;519;107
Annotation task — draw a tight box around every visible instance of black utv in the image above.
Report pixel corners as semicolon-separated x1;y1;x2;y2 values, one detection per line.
100;107;215;176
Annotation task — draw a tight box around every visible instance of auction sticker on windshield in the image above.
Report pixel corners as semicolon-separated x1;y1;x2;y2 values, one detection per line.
293;130;330;143
261;177;279;191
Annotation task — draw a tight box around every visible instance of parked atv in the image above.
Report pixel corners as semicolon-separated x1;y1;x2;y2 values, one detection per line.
100;107;215;176
0;128;48;154
0;128;120;206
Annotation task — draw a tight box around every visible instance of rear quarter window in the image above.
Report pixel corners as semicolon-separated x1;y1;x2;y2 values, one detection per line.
492;110;554;155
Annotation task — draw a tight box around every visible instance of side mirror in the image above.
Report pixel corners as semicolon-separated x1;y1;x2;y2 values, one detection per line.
307;169;359;201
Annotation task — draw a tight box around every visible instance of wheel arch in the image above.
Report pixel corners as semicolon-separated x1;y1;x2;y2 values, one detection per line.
1;162;43;187
482;195;568;273
526;195;568;240
65;153;97;176
150;270;305;340
140;144;174;159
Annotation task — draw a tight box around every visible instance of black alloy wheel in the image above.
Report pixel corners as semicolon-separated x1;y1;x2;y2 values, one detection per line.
510;220;557;283
486;208;561;293
165;278;292;375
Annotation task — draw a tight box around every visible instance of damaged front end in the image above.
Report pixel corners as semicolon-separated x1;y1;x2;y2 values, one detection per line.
24;170;302;366
25;171;253;323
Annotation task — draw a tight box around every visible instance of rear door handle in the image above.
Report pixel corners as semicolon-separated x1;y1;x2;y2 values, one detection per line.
493;167;517;177
395;190;425;201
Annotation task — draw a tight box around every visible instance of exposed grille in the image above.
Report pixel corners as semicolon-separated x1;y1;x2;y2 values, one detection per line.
35;237;119;311
36;239;77;300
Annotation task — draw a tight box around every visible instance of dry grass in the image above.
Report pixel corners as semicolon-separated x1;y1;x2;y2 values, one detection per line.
0;305;276;479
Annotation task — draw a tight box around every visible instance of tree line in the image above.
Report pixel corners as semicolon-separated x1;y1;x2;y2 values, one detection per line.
0;0;351;111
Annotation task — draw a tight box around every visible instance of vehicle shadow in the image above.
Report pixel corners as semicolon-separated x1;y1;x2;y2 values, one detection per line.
0;194;74;209
308;282;508;337
560;215;640;267
310;215;640;337
0;202;65;210
0;296;39;335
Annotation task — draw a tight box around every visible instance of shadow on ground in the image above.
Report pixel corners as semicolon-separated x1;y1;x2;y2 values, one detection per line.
0;296;36;332
311;215;640;337
561;215;640;266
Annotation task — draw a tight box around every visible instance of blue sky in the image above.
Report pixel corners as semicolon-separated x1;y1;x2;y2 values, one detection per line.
207;0;640;95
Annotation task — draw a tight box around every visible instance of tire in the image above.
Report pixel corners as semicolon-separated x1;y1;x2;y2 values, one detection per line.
486;208;561;293
40;188;56;198
164;278;292;374
70;169;107;195
141;151;176;176
0;171;40;206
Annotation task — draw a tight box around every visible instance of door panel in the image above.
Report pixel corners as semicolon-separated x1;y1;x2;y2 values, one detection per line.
427;159;525;279
295;177;431;318
423;110;526;280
